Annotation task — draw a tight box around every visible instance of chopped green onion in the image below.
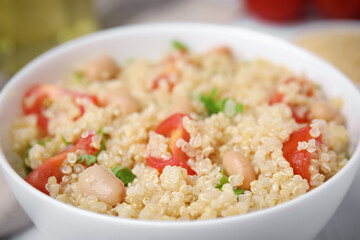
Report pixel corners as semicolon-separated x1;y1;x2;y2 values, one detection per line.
78;154;97;166
200;88;244;116
172;40;189;52
112;166;136;186
61;135;72;146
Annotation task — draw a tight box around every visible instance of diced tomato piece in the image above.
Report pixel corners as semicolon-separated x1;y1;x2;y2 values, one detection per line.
269;92;284;105
146;113;195;175
152;74;175;92
25;133;98;194
22;84;99;131
282;125;321;184
155;113;189;139
270;78;313;123
291;107;310;124
152;59;179;92
146;156;196;176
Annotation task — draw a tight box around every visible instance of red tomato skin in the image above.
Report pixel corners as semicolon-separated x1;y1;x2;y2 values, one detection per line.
25;133;97;194
314;0;360;18
146;156;196;175
146;113;195;175
282;125;321;184
152;74;175;92
269;92;284;105
155;113;189;139
291;107;310;124
269;92;310;123
245;0;306;22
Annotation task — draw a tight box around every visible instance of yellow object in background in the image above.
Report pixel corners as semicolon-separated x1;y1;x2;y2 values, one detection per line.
295;30;360;84
0;0;99;75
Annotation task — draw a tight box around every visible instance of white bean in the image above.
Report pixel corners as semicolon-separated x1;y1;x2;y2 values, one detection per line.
100;90;140;114
171;98;193;114
222;151;256;190
79;165;125;206
84;55;119;80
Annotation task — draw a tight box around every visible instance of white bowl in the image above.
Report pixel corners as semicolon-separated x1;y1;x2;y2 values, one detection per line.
0;23;360;240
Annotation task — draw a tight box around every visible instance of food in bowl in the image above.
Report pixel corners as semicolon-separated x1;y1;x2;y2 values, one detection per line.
11;42;349;220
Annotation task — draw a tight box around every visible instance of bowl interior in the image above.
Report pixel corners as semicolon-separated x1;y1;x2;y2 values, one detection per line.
0;23;360;218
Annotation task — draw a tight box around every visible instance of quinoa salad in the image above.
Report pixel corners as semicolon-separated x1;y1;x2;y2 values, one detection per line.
11;42;349;220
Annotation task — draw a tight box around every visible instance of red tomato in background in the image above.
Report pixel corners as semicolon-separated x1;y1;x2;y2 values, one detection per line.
245;0;306;22
314;0;360;18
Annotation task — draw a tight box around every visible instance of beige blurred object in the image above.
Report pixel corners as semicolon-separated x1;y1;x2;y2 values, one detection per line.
0;171;32;237
295;30;360;84
127;0;240;24
95;0;240;27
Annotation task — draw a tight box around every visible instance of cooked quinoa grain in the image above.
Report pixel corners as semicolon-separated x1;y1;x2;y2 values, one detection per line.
12;43;349;220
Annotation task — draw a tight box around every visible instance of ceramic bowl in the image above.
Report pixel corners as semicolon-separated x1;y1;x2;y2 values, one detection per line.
1;23;360;240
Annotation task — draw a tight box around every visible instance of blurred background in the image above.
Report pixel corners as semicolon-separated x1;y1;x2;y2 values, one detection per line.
0;0;359;239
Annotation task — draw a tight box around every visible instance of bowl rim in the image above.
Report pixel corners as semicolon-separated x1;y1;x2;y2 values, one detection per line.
1;22;360;227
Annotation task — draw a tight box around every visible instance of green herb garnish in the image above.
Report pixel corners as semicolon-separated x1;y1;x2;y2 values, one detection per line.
216;168;229;190
112;166;137;186
172;40;189;52
216;168;245;198
315;84;322;90
37;138;51;146
23;145;32;161
345;151;351;159
78;154;97;166
200;89;244;116
23;138;51;175
24;138;51;160
24;164;32;175
61;135;72;146
233;188;245;197
73;71;83;84
94;127;106;156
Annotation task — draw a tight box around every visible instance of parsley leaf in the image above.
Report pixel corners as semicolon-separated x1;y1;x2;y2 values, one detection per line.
112;166;136;187
172;40;189;52
233;188;245;197
37;138;51;146
94;127;106;156
216;168;229;190
200;88;244;116
345;151;351;159
78;154;97;166
24;164;32;175
73;71;83;84
216;168;245;198
23;138;51;175
61;135;72;146
24;138;51;160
